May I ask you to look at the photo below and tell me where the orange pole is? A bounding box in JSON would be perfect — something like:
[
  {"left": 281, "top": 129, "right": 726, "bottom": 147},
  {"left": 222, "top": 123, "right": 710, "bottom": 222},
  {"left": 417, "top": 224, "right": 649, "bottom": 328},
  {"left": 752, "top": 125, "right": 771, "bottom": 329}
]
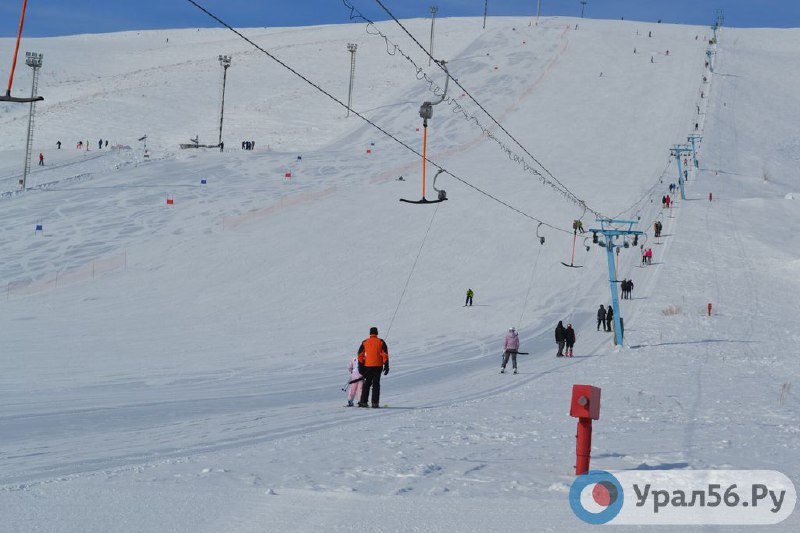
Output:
[
  {"left": 421, "top": 125, "right": 428, "bottom": 198},
  {"left": 5, "top": 0, "right": 29, "bottom": 96}
]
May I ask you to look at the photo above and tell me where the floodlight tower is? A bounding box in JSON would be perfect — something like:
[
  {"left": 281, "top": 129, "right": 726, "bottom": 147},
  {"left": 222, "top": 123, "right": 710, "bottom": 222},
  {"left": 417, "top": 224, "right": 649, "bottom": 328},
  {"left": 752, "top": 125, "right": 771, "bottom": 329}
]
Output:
[
  {"left": 428, "top": 6, "right": 438, "bottom": 66},
  {"left": 346, "top": 43, "right": 358, "bottom": 118},
  {"left": 483, "top": 0, "right": 488, "bottom": 29},
  {"left": 20, "top": 51, "right": 43, "bottom": 190},
  {"left": 580, "top": 0, "right": 588, "bottom": 18},
  {"left": 217, "top": 54, "right": 231, "bottom": 148}
]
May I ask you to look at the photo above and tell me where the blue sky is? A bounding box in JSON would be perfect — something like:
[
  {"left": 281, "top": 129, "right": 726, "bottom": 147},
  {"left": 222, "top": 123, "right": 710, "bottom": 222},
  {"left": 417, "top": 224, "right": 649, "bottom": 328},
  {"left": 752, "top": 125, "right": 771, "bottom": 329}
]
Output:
[{"left": 2, "top": 0, "right": 799, "bottom": 38}]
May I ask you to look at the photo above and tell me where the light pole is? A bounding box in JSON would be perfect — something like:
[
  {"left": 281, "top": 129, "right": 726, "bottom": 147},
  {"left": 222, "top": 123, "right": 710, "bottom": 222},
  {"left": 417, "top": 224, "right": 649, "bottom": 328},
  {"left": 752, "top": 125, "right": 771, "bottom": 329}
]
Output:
[
  {"left": 217, "top": 55, "right": 231, "bottom": 149},
  {"left": 428, "top": 6, "right": 438, "bottom": 66},
  {"left": 580, "top": 0, "right": 587, "bottom": 18},
  {"left": 346, "top": 43, "right": 358, "bottom": 117},
  {"left": 20, "top": 51, "right": 42, "bottom": 190}
]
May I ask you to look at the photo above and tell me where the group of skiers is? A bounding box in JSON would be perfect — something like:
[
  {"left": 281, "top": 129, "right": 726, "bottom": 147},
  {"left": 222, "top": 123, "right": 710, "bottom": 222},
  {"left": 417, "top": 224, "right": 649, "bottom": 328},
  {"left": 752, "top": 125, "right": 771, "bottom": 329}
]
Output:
[
  {"left": 597, "top": 304, "right": 614, "bottom": 332},
  {"left": 661, "top": 195, "right": 672, "bottom": 208},
  {"left": 554, "top": 321, "right": 576, "bottom": 358},
  {"left": 241, "top": 140, "right": 256, "bottom": 151},
  {"left": 73, "top": 139, "right": 109, "bottom": 150},
  {"left": 653, "top": 220, "right": 664, "bottom": 238},
  {"left": 620, "top": 279, "right": 635, "bottom": 299},
  {"left": 641, "top": 247, "right": 654, "bottom": 265}
]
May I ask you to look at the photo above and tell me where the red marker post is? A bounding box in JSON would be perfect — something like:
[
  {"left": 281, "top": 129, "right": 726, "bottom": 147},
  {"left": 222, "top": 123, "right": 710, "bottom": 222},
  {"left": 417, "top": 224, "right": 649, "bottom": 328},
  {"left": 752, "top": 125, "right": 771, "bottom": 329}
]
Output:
[
  {"left": 570, "top": 385, "right": 602, "bottom": 475},
  {"left": 708, "top": 303, "right": 712, "bottom": 316}
]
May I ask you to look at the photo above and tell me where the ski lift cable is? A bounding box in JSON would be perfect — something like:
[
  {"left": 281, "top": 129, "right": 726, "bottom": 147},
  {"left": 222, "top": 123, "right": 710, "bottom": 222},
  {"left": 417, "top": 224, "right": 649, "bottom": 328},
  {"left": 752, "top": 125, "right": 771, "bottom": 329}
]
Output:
[
  {"left": 384, "top": 202, "right": 441, "bottom": 342},
  {"left": 367, "top": 0, "right": 603, "bottom": 219},
  {"left": 185, "top": 0, "right": 571, "bottom": 234},
  {"left": 341, "top": 1, "right": 594, "bottom": 218}
]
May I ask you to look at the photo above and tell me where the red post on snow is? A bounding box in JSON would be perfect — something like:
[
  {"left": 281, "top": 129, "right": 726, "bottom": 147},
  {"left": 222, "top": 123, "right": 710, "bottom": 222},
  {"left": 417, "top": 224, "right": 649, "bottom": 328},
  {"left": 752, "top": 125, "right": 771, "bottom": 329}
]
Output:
[
  {"left": 570, "top": 384, "right": 601, "bottom": 476},
  {"left": 708, "top": 303, "right": 712, "bottom": 316}
]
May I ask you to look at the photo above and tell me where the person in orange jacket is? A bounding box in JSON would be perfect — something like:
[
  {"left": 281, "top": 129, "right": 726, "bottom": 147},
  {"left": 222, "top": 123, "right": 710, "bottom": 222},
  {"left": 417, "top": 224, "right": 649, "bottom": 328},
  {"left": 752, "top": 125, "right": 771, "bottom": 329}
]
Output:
[{"left": 357, "top": 326, "right": 389, "bottom": 408}]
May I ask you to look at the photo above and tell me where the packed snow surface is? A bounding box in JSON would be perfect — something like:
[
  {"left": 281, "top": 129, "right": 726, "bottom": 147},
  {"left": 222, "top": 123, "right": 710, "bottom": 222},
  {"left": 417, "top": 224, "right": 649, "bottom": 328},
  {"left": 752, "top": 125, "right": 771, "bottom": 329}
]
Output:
[{"left": 1, "top": 14, "right": 798, "bottom": 532}]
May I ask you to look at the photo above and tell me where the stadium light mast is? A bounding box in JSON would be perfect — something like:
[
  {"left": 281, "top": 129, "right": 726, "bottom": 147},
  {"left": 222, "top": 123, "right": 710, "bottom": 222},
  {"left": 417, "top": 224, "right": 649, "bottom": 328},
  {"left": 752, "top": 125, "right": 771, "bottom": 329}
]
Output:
[
  {"left": 428, "top": 6, "right": 438, "bottom": 66},
  {"left": 580, "top": 0, "right": 588, "bottom": 19},
  {"left": 217, "top": 54, "right": 231, "bottom": 149},
  {"left": 346, "top": 43, "right": 358, "bottom": 117},
  {"left": 20, "top": 51, "right": 43, "bottom": 190}
]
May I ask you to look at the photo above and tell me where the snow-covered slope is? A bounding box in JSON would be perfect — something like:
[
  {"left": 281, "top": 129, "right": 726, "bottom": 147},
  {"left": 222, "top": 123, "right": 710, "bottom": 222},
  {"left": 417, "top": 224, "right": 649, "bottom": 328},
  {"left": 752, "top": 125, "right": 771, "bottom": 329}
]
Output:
[{"left": 1, "top": 15, "right": 798, "bottom": 532}]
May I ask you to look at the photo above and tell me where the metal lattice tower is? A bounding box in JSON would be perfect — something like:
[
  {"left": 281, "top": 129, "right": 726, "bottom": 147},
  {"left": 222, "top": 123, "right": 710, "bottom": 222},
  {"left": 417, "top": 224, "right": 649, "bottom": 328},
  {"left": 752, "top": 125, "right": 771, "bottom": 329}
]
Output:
[
  {"left": 670, "top": 144, "right": 694, "bottom": 201},
  {"left": 20, "top": 51, "right": 43, "bottom": 190},
  {"left": 217, "top": 55, "right": 231, "bottom": 148},
  {"left": 346, "top": 43, "right": 357, "bottom": 118},
  {"left": 428, "top": 6, "right": 438, "bottom": 66}
]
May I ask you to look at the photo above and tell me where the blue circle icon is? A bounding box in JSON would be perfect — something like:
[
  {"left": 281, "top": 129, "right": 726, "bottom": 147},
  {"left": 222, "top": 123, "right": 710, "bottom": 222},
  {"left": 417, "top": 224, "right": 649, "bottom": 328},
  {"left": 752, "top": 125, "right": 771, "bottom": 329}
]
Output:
[{"left": 569, "top": 470, "right": 624, "bottom": 524}]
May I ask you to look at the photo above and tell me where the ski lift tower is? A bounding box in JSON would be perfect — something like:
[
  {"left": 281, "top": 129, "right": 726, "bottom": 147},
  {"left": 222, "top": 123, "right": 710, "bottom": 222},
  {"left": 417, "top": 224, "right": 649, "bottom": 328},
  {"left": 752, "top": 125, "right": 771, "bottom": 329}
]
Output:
[
  {"left": 670, "top": 144, "right": 693, "bottom": 200},
  {"left": 19, "top": 51, "right": 42, "bottom": 190},
  {"left": 706, "top": 47, "right": 717, "bottom": 73},
  {"left": 346, "top": 44, "right": 357, "bottom": 117},
  {"left": 428, "top": 6, "right": 438, "bottom": 66},
  {"left": 483, "top": 0, "right": 488, "bottom": 29},
  {"left": 217, "top": 54, "right": 231, "bottom": 148},
  {"left": 687, "top": 134, "right": 702, "bottom": 169},
  {"left": 588, "top": 219, "right": 644, "bottom": 347},
  {"left": 580, "top": 0, "right": 588, "bottom": 19}
]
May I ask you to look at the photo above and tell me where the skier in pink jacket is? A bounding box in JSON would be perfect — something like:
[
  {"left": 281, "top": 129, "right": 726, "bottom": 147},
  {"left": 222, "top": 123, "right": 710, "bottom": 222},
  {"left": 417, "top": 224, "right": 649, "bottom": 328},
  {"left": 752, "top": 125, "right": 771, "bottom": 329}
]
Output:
[
  {"left": 346, "top": 356, "right": 363, "bottom": 407},
  {"left": 500, "top": 327, "right": 520, "bottom": 374}
]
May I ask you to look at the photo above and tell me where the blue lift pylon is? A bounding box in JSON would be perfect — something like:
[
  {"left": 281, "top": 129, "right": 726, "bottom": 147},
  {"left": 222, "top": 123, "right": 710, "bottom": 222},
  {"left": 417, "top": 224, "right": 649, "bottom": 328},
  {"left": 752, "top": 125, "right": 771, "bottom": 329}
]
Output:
[
  {"left": 588, "top": 219, "right": 644, "bottom": 348},
  {"left": 670, "top": 144, "right": 693, "bottom": 201},
  {"left": 687, "top": 134, "right": 702, "bottom": 169}
]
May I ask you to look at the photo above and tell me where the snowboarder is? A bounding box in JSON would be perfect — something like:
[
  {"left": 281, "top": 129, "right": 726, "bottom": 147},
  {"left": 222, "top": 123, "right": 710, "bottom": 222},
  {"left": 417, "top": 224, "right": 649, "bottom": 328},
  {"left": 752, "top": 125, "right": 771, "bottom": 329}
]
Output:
[
  {"left": 555, "top": 321, "right": 566, "bottom": 357},
  {"left": 345, "top": 355, "right": 363, "bottom": 407},
  {"left": 605, "top": 305, "right": 614, "bottom": 332},
  {"left": 500, "top": 327, "right": 520, "bottom": 373},
  {"left": 565, "top": 324, "right": 576, "bottom": 357},
  {"left": 465, "top": 288, "right": 474, "bottom": 307},
  {"left": 357, "top": 327, "right": 389, "bottom": 408},
  {"left": 38, "top": 153, "right": 44, "bottom": 166},
  {"left": 597, "top": 305, "right": 606, "bottom": 331}
]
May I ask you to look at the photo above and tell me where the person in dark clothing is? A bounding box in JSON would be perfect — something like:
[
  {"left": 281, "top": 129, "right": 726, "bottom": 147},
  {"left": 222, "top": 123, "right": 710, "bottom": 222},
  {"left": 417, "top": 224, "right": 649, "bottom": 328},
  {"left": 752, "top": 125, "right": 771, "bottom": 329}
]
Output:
[
  {"left": 627, "top": 279, "right": 634, "bottom": 299},
  {"left": 620, "top": 280, "right": 628, "bottom": 299},
  {"left": 564, "top": 324, "right": 576, "bottom": 357},
  {"left": 597, "top": 305, "right": 606, "bottom": 331},
  {"left": 555, "top": 320, "right": 566, "bottom": 357},
  {"left": 38, "top": 152, "right": 44, "bottom": 166},
  {"left": 357, "top": 327, "right": 389, "bottom": 408},
  {"left": 105, "top": 140, "right": 108, "bottom": 148},
  {"left": 605, "top": 305, "right": 614, "bottom": 332},
  {"left": 465, "top": 288, "right": 474, "bottom": 306},
  {"left": 219, "top": 141, "right": 225, "bottom": 152},
  {"left": 99, "top": 139, "right": 103, "bottom": 150},
  {"left": 56, "top": 140, "right": 61, "bottom": 149}
]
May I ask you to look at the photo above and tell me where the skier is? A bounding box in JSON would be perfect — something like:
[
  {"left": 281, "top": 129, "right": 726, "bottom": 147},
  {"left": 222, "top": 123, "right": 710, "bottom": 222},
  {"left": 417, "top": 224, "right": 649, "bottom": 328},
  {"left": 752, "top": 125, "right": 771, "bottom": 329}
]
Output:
[
  {"left": 500, "top": 327, "right": 519, "bottom": 373},
  {"left": 345, "top": 355, "right": 363, "bottom": 407},
  {"left": 565, "top": 324, "right": 576, "bottom": 357},
  {"left": 56, "top": 140, "right": 61, "bottom": 149},
  {"left": 98, "top": 139, "right": 103, "bottom": 150},
  {"left": 627, "top": 279, "right": 635, "bottom": 299},
  {"left": 38, "top": 153, "right": 44, "bottom": 166},
  {"left": 357, "top": 327, "right": 389, "bottom": 408},
  {"left": 219, "top": 141, "right": 225, "bottom": 152},
  {"left": 555, "top": 321, "right": 566, "bottom": 357},
  {"left": 597, "top": 305, "right": 606, "bottom": 331},
  {"left": 620, "top": 279, "right": 628, "bottom": 299},
  {"left": 605, "top": 305, "right": 614, "bottom": 332},
  {"left": 105, "top": 140, "right": 108, "bottom": 148},
  {"left": 573, "top": 219, "right": 585, "bottom": 233},
  {"left": 465, "top": 288, "right": 474, "bottom": 307}
]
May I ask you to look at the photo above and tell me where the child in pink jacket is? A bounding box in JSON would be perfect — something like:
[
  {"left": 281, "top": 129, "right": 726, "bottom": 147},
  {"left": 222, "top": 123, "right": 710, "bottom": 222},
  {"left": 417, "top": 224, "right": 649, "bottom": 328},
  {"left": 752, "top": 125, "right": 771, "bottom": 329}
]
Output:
[
  {"left": 501, "top": 327, "right": 520, "bottom": 374},
  {"left": 346, "top": 356, "right": 363, "bottom": 407}
]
